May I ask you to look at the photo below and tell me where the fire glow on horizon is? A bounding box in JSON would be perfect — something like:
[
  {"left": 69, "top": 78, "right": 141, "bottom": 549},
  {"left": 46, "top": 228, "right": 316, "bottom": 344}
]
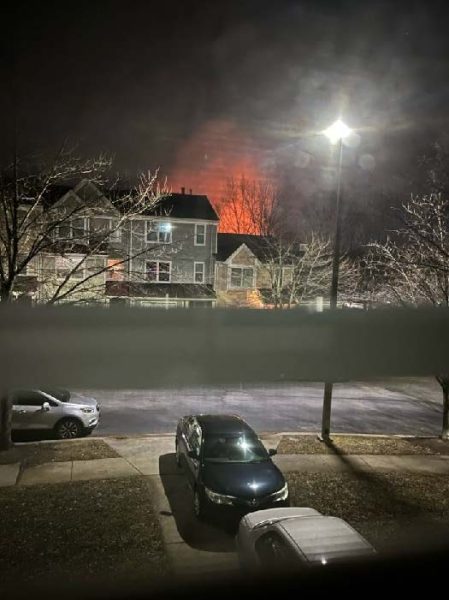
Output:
[{"left": 167, "top": 119, "right": 271, "bottom": 233}]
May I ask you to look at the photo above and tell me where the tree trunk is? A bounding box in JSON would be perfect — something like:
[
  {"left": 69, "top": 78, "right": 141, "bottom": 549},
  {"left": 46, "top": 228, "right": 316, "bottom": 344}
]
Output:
[
  {"left": 0, "top": 282, "right": 13, "bottom": 303},
  {"left": 436, "top": 376, "right": 449, "bottom": 440},
  {"left": 0, "top": 393, "right": 12, "bottom": 451}
]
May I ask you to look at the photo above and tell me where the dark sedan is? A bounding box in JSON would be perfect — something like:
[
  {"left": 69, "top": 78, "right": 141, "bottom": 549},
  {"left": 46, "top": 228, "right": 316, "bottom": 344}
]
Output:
[{"left": 175, "top": 414, "right": 289, "bottom": 519}]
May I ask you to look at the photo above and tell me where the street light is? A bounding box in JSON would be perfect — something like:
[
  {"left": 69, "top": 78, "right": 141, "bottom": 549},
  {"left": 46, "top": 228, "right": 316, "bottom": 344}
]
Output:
[{"left": 320, "top": 119, "right": 352, "bottom": 441}]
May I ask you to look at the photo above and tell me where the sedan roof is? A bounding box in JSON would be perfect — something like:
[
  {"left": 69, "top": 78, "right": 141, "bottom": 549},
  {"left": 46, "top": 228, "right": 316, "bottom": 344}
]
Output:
[
  {"left": 278, "top": 516, "right": 375, "bottom": 564},
  {"left": 195, "top": 414, "right": 254, "bottom": 435}
]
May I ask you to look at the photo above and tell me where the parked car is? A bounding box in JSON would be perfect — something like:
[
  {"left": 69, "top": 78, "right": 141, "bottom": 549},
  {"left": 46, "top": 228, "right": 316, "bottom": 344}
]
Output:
[
  {"left": 10, "top": 388, "right": 100, "bottom": 439},
  {"left": 175, "top": 414, "right": 288, "bottom": 519},
  {"left": 236, "top": 507, "right": 376, "bottom": 572}
]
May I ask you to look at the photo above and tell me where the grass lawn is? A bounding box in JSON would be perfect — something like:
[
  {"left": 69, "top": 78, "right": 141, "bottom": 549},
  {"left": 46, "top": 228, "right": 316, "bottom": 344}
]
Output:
[
  {"left": 0, "top": 477, "right": 169, "bottom": 589},
  {"left": 287, "top": 470, "right": 449, "bottom": 552},
  {"left": 0, "top": 438, "right": 119, "bottom": 466},
  {"left": 278, "top": 435, "right": 449, "bottom": 455}
]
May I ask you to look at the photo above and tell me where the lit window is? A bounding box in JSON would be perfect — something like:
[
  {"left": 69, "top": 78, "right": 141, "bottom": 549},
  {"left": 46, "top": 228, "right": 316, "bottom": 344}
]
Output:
[
  {"left": 106, "top": 259, "right": 124, "bottom": 281},
  {"left": 195, "top": 224, "right": 206, "bottom": 245},
  {"left": 146, "top": 261, "right": 171, "bottom": 282},
  {"left": 194, "top": 262, "right": 205, "bottom": 283},
  {"left": 146, "top": 221, "right": 172, "bottom": 243}
]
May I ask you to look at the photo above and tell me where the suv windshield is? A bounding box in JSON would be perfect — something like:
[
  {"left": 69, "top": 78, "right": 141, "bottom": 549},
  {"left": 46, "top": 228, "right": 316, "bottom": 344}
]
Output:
[
  {"left": 42, "top": 389, "right": 71, "bottom": 402},
  {"left": 203, "top": 434, "right": 269, "bottom": 463}
]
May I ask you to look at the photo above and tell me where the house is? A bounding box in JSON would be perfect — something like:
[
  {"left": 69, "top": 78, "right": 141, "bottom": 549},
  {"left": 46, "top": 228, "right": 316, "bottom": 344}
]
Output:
[
  {"left": 106, "top": 188, "right": 219, "bottom": 307},
  {"left": 22, "top": 180, "right": 219, "bottom": 307},
  {"left": 214, "top": 233, "right": 297, "bottom": 308}
]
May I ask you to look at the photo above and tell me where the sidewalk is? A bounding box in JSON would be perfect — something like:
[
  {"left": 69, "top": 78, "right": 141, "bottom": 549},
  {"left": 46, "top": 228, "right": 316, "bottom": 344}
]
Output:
[{"left": 2, "top": 435, "right": 449, "bottom": 487}]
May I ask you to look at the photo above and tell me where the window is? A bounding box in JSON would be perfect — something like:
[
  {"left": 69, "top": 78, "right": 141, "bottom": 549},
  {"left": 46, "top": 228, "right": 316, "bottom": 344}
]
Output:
[
  {"left": 86, "top": 256, "right": 106, "bottom": 278},
  {"left": 54, "top": 217, "right": 88, "bottom": 240},
  {"left": 56, "top": 256, "right": 84, "bottom": 279},
  {"left": 41, "top": 255, "right": 97, "bottom": 280},
  {"left": 255, "top": 532, "right": 299, "bottom": 570},
  {"left": 91, "top": 217, "right": 121, "bottom": 242},
  {"left": 146, "top": 260, "right": 171, "bottom": 282},
  {"left": 11, "top": 390, "right": 46, "bottom": 407},
  {"left": 194, "top": 262, "right": 205, "bottom": 283},
  {"left": 146, "top": 221, "right": 172, "bottom": 243},
  {"left": 106, "top": 259, "right": 125, "bottom": 281},
  {"left": 187, "top": 419, "right": 202, "bottom": 457},
  {"left": 72, "top": 217, "right": 88, "bottom": 239},
  {"left": 195, "top": 223, "right": 206, "bottom": 245},
  {"left": 230, "top": 267, "right": 254, "bottom": 289}
]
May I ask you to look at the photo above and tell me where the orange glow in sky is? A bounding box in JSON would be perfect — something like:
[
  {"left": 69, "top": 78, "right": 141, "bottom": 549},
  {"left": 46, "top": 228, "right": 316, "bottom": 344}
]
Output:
[{"left": 167, "top": 120, "right": 270, "bottom": 232}]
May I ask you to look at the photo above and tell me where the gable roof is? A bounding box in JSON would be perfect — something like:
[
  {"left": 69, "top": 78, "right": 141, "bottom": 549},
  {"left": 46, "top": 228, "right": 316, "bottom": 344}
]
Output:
[
  {"left": 141, "top": 192, "right": 219, "bottom": 221},
  {"left": 216, "top": 233, "right": 272, "bottom": 262},
  {"left": 46, "top": 183, "right": 218, "bottom": 222}
]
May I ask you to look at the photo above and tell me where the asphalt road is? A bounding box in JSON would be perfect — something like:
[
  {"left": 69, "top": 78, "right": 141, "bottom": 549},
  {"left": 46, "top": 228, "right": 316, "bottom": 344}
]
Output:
[{"left": 78, "top": 379, "right": 444, "bottom": 437}]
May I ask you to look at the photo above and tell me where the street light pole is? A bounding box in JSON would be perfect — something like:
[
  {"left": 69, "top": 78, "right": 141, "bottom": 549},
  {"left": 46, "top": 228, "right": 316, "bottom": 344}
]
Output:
[{"left": 319, "top": 120, "right": 351, "bottom": 441}]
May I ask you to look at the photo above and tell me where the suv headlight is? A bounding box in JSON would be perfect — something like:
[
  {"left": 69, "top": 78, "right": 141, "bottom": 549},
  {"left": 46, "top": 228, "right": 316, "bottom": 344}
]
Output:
[
  {"left": 81, "top": 407, "right": 94, "bottom": 414},
  {"left": 272, "top": 483, "right": 289, "bottom": 502},
  {"left": 204, "top": 487, "right": 235, "bottom": 505}
]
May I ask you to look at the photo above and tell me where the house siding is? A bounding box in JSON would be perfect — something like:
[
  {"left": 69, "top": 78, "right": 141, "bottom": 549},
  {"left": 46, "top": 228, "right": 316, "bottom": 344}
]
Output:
[{"left": 128, "top": 220, "right": 216, "bottom": 285}]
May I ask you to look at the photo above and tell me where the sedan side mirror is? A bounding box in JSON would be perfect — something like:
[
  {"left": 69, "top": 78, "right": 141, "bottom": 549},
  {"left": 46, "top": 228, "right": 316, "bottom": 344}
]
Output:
[
  {"left": 268, "top": 448, "right": 277, "bottom": 456},
  {"left": 42, "top": 402, "right": 50, "bottom": 411}
]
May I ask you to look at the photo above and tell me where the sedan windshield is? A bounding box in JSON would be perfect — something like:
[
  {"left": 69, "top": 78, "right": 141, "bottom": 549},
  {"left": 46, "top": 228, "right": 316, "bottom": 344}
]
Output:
[{"left": 203, "top": 434, "right": 269, "bottom": 463}]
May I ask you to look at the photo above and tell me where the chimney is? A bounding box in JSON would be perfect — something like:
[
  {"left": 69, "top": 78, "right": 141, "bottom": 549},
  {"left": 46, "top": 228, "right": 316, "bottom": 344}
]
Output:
[
  {"left": 181, "top": 187, "right": 185, "bottom": 194},
  {"left": 189, "top": 188, "right": 192, "bottom": 194}
]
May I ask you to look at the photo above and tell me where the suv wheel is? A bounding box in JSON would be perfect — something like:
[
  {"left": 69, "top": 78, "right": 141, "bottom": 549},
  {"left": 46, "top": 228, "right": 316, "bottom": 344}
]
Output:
[
  {"left": 193, "top": 487, "right": 205, "bottom": 520},
  {"left": 55, "top": 418, "right": 82, "bottom": 439}
]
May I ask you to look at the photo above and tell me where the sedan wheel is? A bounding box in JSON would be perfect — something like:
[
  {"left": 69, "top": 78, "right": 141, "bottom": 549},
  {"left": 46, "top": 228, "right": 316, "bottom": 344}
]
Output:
[{"left": 56, "top": 419, "right": 81, "bottom": 439}]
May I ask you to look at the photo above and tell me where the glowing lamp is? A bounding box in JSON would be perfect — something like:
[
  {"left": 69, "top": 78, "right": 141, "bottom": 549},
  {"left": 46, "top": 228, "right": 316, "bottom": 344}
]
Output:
[{"left": 322, "top": 119, "right": 352, "bottom": 144}]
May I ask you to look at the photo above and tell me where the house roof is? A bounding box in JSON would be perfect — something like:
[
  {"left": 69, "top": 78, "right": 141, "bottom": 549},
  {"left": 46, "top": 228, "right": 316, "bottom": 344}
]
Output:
[
  {"left": 105, "top": 281, "right": 216, "bottom": 300},
  {"left": 45, "top": 183, "right": 219, "bottom": 222},
  {"left": 216, "top": 234, "right": 272, "bottom": 262},
  {"left": 145, "top": 192, "right": 219, "bottom": 221}
]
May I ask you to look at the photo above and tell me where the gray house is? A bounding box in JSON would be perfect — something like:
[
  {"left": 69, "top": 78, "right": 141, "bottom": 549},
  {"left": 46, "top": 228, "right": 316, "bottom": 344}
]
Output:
[
  {"left": 20, "top": 181, "right": 219, "bottom": 307},
  {"left": 106, "top": 190, "right": 219, "bottom": 307}
]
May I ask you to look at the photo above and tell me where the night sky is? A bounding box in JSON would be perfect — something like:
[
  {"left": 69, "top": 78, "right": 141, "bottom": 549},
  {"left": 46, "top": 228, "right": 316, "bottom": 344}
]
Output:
[{"left": 2, "top": 0, "right": 449, "bottom": 206}]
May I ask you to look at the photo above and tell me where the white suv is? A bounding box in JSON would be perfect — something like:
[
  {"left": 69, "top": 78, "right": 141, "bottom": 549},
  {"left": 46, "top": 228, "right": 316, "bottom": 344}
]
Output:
[{"left": 11, "top": 389, "right": 100, "bottom": 439}]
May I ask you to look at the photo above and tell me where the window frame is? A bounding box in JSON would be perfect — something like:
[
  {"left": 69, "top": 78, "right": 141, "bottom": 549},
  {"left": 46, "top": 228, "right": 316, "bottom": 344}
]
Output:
[
  {"left": 146, "top": 220, "right": 173, "bottom": 244},
  {"left": 146, "top": 260, "right": 172, "bottom": 283},
  {"left": 254, "top": 531, "right": 299, "bottom": 569},
  {"left": 194, "top": 261, "right": 205, "bottom": 284},
  {"left": 194, "top": 223, "right": 206, "bottom": 246},
  {"left": 12, "top": 390, "right": 46, "bottom": 407},
  {"left": 91, "top": 216, "right": 122, "bottom": 242},
  {"left": 229, "top": 266, "right": 255, "bottom": 289},
  {"left": 54, "top": 216, "right": 89, "bottom": 240}
]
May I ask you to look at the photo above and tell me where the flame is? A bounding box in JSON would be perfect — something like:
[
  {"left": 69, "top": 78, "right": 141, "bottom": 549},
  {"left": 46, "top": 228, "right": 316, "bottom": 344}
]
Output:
[{"left": 167, "top": 119, "right": 270, "bottom": 232}]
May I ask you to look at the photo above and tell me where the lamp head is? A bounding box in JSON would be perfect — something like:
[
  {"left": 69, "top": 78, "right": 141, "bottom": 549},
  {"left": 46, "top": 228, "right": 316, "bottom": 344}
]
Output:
[{"left": 323, "top": 119, "right": 352, "bottom": 144}]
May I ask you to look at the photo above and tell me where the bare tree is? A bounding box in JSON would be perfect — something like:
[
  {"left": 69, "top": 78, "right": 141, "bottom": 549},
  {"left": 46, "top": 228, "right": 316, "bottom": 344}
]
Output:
[
  {"left": 217, "top": 176, "right": 282, "bottom": 236},
  {"left": 367, "top": 193, "right": 449, "bottom": 438},
  {"left": 0, "top": 146, "right": 167, "bottom": 305},
  {"left": 262, "top": 233, "right": 360, "bottom": 309}
]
